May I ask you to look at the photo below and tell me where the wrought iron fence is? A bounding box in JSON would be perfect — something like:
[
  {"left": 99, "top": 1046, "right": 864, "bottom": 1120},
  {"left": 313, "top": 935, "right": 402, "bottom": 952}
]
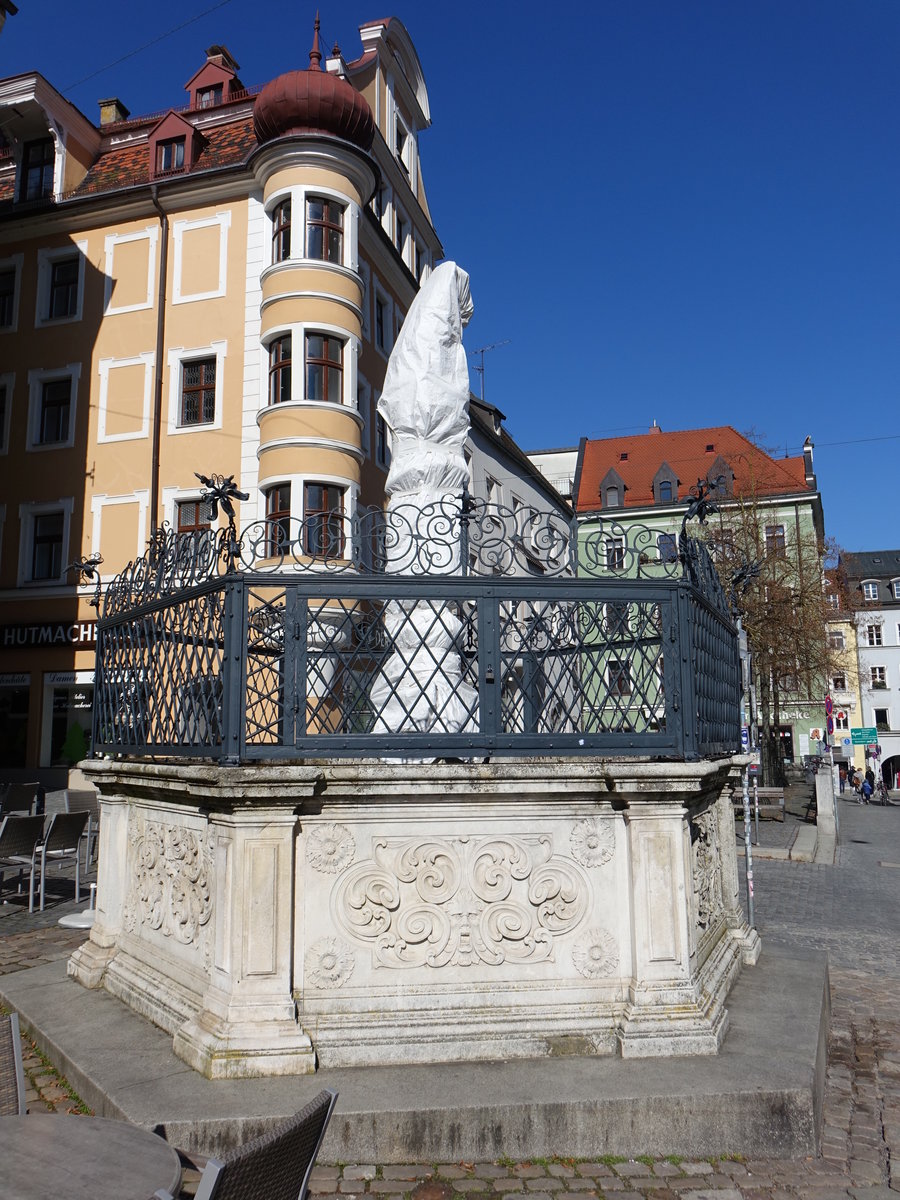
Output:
[{"left": 91, "top": 496, "right": 740, "bottom": 762}]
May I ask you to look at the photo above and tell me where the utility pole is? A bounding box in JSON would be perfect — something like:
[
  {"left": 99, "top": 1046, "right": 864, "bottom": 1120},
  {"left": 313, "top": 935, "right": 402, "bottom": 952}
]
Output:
[{"left": 470, "top": 340, "right": 510, "bottom": 402}]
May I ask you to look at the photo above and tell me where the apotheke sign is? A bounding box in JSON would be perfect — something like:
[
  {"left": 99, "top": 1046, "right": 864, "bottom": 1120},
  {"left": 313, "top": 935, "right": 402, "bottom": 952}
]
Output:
[{"left": 1, "top": 621, "right": 97, "bottom": 649}]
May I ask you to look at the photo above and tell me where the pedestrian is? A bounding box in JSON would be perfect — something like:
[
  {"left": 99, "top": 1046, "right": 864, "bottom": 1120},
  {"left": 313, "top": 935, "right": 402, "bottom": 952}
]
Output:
[
  {"left": 861, "top": 777, "right": 873, "bottom": 804},
  {"left": 839, "top": 765, "right": 847, "bottom": 794}
]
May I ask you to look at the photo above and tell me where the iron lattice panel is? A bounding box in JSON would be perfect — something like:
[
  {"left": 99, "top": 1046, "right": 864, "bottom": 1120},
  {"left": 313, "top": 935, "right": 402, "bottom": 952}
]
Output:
[
  {"left": 244, "top": 586, "right": 287, "bottom": 746},
  {"left": 95, "top": 589, "right": 225, "bottom": 753},
  {"left": 690, "top": 592, "right": 741, "bottom": 755}
]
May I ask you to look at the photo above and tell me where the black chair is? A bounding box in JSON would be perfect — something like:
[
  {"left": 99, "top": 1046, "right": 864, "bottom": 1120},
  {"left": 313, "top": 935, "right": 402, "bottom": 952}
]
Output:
[
  {"left": 33, "top": 811, "right": 90, "bottom": 912},
  {"left": 154, "top": 1089, "right": 337, "bottom": 1200},
  {"left": 0, "top": 1011, "right": 27, "bottom": 1116},
  {"left": 0, "top": 782, "right": 43, "bottom": 817},
  {"left": 64, "top": 788, "right": 101, "bottom": 870},
  {"left": 0, "top": 814, "right": 46, "bottom": 907}
]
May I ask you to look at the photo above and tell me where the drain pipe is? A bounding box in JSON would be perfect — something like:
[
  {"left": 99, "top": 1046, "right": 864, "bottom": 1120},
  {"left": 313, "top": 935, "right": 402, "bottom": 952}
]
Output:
[{"left": 148, "top": 185, "right": 169, "bottom": 534}]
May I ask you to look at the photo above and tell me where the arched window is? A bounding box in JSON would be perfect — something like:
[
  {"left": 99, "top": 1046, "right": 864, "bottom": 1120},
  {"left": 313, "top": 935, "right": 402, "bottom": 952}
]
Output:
[
  {"left": 658, "top": 480, "right": 673, "bottom": 502},
  {"left": 605, "top": 486, "right": 619, "bottom": 508}
]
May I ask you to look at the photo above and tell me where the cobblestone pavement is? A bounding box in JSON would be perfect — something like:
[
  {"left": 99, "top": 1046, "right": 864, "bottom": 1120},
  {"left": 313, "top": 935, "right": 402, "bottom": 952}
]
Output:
[{"left": 4, "top": 787, "right": 900, "bottom": 1199}]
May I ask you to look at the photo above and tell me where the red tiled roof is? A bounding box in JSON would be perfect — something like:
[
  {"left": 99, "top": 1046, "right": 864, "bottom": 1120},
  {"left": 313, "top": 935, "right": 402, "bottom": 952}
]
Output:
[
  {"left": 575, "top": 425, "right": 810, "bottom": 513},
  {"left": 69, "top": 116, "right": 257, "bottom": 197}
]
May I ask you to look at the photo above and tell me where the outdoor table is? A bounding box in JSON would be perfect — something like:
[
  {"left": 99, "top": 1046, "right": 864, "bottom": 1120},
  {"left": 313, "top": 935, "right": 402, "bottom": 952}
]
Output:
[{"left": 0, "top": 1113, "right": 182, "bottom": 1199}]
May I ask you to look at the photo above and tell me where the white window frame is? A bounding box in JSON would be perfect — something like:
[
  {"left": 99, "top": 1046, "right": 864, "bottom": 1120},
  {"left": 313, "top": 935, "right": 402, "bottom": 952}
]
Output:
[
  {"left": 0, "top": 372, "right": 13, "bottom": 455},
  {"left": 26, "top": 364, "right": 81, "bottom": 452},
  {"left": 161, "top": 485, "right": 224, "bottom": 538},
  {"left": 372, "top": 281, "right": 394, "bottom": 359},
  {"left": 892, "top": 580, "right": 900, "bottom": 600},
  {"left": 263, "top": 186, "right": 357, "bottom": 272},
  {"left": 0, "top": 252, "right": 23, "bottom": 333},
  {"left": 831, "top": 672, "right": 847, "bottom": 692},
  {"left": 862, "top": 581, "right": 879, "bottom": 600},
  {"left": 827, "top": 629, "right": 845, "bottom": 650},
  {"left": 871, "top": 665, "right": 887, "bottom": 688},
  {"left": 97, "top": 353, "right": 155, "bottom": 443},
  {"left": 35, "top": 240, "right": 87, "bottom": 328},
  {"left": 866, "top": 623, "right": 883, "bottom": 647},
  {"left": 103, "top": 226, "right": 158, "bottom": 315},
  {"left": 375, "top": 405, "right": 391, "bottom": 470},
  {"left": 166, "top": 341, "right": 227, "bottom": 435},
  {"left": 262, "top": 324, "right": 357, "bottom": 410},
  {"left": 17, "top": 497, "right": 75, "bottom": 586},
  {"left": 89, "top": 492, "right": 150, "bottom": 564},
  {"left": 172, "top": 212, "right": 231, "bottom": 304},
  {"left": 257, "top": 472, "right": 359, "bottom": 553},
  {"left": 835, "top": 711, "right": 850, "bottom": 731},
  {"left": 357, "top": 374, "right": 371, "bottom": 461},
  {"left": 394, "top": 201, "right": 411, "bottom": 267}
]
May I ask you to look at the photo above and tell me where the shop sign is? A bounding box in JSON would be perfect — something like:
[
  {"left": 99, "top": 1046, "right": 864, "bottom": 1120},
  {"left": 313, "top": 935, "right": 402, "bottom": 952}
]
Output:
[
  {"left": 46, "top": 670, "right": 95, "bottom": 685},
  {"left": 0, "top": 672, "right": 31, "bottom": 686},
  {"left": 1, "top": 621, "right": 96, "bottom": 649}
]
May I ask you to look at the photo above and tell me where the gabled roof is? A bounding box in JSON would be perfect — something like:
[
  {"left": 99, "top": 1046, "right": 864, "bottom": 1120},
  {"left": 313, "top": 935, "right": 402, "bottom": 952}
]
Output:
[
  {"left": 841, "top": 551, "right": 900, "bottom": 583},
  {"left": 576, "top": 424, "right": 811, "bottom": 513}
]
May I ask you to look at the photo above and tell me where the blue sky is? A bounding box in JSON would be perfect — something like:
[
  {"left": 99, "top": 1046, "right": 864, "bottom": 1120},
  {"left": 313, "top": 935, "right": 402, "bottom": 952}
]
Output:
[{"left": 4, "top": 1, "right": 898, "bottom": 551}]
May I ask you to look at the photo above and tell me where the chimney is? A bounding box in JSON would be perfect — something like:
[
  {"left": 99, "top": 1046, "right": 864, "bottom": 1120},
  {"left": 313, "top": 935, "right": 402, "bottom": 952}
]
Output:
[
  {"left": 802, "top": 435, "right": 816, "bottom": 487},
  {"left": 98, "top": 98, "right": 130, "bottom": 125},
  {"left": 649, "top": 420, "right": 662, "bottom": 434}
]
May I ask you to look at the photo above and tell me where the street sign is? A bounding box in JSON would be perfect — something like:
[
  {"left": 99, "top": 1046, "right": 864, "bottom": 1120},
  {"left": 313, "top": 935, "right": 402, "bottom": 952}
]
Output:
[
  {"left": 826, "top": 715, "right": 834, "bottom": 735},
  {"left": 740, "top": 726, "right": 750, "bottom": 748},
  {"left": 851, "top": 727, "right": 878, "bottom": 744},
  {"left": 825, "top": 695, "right": 833, "bottom": 716}
]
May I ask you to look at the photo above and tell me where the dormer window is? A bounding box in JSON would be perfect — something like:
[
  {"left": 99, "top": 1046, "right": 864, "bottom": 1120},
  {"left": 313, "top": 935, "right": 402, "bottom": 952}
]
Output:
[
  {"left": 157, "top": 137, "right": 185, "bottom": 174},
  {"left": 862, "top": 581, "right": 879, "bottom": 600},
  {"left": 605, "top": 486, "right": 619, "bottom": 507},
  {"left": 23, "top": 138, "right": 54, "bottom": 201},
  {"left": 658, "top": 480, "right": 673, "bottom": 503},
  {"left": 196, "top": 84, "right": 223, "bottom": 109},
  {"left": 652, "top": 462, "right": 679, "bottom": 505}
]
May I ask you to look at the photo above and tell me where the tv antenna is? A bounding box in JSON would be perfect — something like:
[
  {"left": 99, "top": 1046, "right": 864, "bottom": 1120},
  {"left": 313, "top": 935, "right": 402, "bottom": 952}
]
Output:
[{"left": 471, "top": 339, "right": 510, "bottom": 401}]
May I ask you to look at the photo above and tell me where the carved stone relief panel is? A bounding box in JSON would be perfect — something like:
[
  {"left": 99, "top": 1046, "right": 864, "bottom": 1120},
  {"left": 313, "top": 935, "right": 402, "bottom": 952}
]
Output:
[
  {"left": 691, "top": 807, "right": 724, "bottom": 932},
  {"left": 123, "top": 812, "right": 214, "bottom": 968}
]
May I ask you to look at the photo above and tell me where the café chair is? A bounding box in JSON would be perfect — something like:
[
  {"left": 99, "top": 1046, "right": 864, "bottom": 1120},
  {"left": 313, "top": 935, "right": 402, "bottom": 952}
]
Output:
[
  {"left": 154, "top": 1088, "right": 338, "bottom": 1200},
  {"left": 0, "top": 1010, "right": 27, "bottom": 1116},
  {"left": 64, "top": 788, "right": 101, "bottom": 871},
  {"left": 0, "top": 813, "right": 46, "bottom": 907},
  {"left": 0, "top": 782, "right": 42, "bottom": 817},
  {"left": 31, "top": 811, "right": 90, "bottom": 912}
]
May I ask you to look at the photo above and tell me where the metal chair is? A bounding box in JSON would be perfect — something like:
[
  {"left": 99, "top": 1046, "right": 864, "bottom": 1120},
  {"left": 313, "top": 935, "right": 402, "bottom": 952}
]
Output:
[
  {"left": 32, "top": 811, "right": 89, "bottom": 912},
  {"left": 0, "top": 1011, "right": 27, "bottom": 1116},
  {"left": 64, "top": 788, "right": 101, "bottom": 871},
  {"left": 0, "top": 782, "right": 43, "bottom": 817},
  {"left": 154, "top": 1089, "right": 337, "bottom": 1200},
  {"left": 0, "top": 814, "right": 46, "bottom": 907}
]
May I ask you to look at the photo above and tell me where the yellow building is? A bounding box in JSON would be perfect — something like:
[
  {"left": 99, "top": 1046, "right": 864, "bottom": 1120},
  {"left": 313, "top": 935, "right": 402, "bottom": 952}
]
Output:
[{"left": 0, "top": 18, "right": 441, "bottom": 780}]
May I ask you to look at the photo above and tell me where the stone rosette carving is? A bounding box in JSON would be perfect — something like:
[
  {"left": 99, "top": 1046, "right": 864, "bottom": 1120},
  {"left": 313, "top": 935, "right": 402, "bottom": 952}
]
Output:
[
  {"left": 307, "top": 937, "right": 355, "bottom": 990},
  {"left": 306, "top": 822, "right": 355, "bottom": 874},
  {"left": 123, "top": 814, "right": 213, "bottom": 966},
  {"left": 691, "top": 808, "right": 724, "bottom": 931},
  {"left": 570, "top": 818, "right": 615, "bottom": 868},
  {"left": 334, "top": 834, "right": 591, "bottom": 970},
  {"left": 572, "top": 927, "right": 619, "bottom": 978}
]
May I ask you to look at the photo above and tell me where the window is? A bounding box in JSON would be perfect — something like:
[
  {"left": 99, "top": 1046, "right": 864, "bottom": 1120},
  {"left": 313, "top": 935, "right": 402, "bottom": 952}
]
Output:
[
  {"left": 47, "top": 257, "right": 79, "bottom": 320},
  {"left": 23, "top": 138, "right": 54, "bottom": 201},
  {"left": 272, "top": 200, "right": 291, "bottom": 262},
  {"left": 180, "top": 358, "right": 216, "bottom": 425},
  {"left": 176, "top": 499, "right": 214, "bottom": 538},
  {"left": 375, "top": 295, "right": 388, "bottom": 352},
  {"left": 826, "top": 593, "right": 840, "bottom": 610},
  {"left": 606, "top": 603, "right": 630, "bottom": 638},
  {"left": 606, "top": 537, "right": 625, "bottom": 571},
  {"left": 395, "top": 211, "right": 409, "bottom": 261},
  {"left": 264, "top": 484, "right": 291, "bottom": 556},
  {"left": 268, "top": 336, "right": 292, "bottom": 405},
  {"left": 303, "top": 483, "right": 345, "bottom": 557},
  {"left": 608, "top": 657, "right": 631, "bottom": 696},
  {"left": 395, "top": 115, "right": 410, "bottom": 175},
  {"left": 827, "top": 629, "right": 845, "bottom": 650},
  {"left": 866, "top": 624, "right": 883, "bottom": 647},
  {"left": 0, "top": 377, "right": 9, "bottom": 454},
  {"left": 892, "top": 581, "right": 900, "bottom": 600},
  {"left": 710, "top": 528, "right": 735, "bottom": 565},
  {"left": 157, "top": 138, "right": 185, "bottom": 174},
  {"left": 605, "top": 486, "right": 619, "bottom": 508},
  {"left": 485, "top": 475, "right": 499, "bottom": 505},
  {"left": 765, "top": 525, "right": 786, "bottom": 557},
  {"left": 375, "top": 412, "right": 391, "bottom": 469},
  {"left": 658, "top": 533, "right": 677, "bottom": 564},
  {"left": 657, "top": 480, "right": 673, "bottom": 503},
  {"left": 37, "top": 378, "right": 71, "bottom": 445},
  {"left": 874, "top": 708, "right": 890, "bottom": 731},
  {"left": 832, "top": 672, "right": 847, "bottom": 691},
  {"left": 862, "top": 581, "right": 879, "bottom": 600},
  {"left": 373, "top": 185, "right": 388, "bottom": 222},
  {"left": 415, "top": 241, "right": 425, "bottom": 282},
  {"left": 305, "top": 334, "right": 343, "bottom": 403},
  {"left": 306, "top": 196, "right": 343, "bottom": 264},
  {"left": 871, "top": 666, "right": 887, "bottom": 689},
  {"left": 0, "top": 268, "right": 15, "bottom": 327},
  {"left": 31, "top": 511, "right": 64, "bottom": 580},
  {"left": 196, "top": 84, "right": 222, "bottom": 108}
]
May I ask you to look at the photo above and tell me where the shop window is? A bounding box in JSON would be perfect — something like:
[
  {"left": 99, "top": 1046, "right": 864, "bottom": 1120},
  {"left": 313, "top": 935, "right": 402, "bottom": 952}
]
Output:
[
  {"left": 306, "top": 196, "right": 343, "bottom": 264},
  {"left": 22, "top": 137, "right": 54, "bottom": 201},
  {"left": 47, "top": 256, "right": 79, "bottom": 320},
  {"left": 303, "top": 483, "right": 345, "bottom": 557},
  {"left": 264, "top": 484, "right": 291, "bottom": 556},
  {"left": 157, "top": 137, "right": 186, "bottom": 174},
  {"left": 0, "top": 681, "right": 29, "bottom": 767},
  {"left": 268, "top": 335, "right": 292, "bottom": 405},
  {"left": 305, "top": 334, "right": 343, "bottom": 403},
  {"left": 272, "top": 199, "right": 291, "bottom": 262},
  {"left": 49, "top": 682, "right": 94, "bottom": 766},
  {"left": 180, "top": 357, "right": 216, "bottom": 425}
]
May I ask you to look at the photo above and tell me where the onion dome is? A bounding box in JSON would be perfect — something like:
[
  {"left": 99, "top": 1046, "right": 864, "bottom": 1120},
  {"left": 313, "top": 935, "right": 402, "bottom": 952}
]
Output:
[{"left": 254, "top": 17, "right": 374, "bottom": 151}]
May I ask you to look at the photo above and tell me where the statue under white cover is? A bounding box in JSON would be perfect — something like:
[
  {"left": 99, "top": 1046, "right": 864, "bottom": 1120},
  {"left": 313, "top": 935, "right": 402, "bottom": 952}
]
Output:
[{"left": 370, "top": 262, "right": 478, "bottom": 738}]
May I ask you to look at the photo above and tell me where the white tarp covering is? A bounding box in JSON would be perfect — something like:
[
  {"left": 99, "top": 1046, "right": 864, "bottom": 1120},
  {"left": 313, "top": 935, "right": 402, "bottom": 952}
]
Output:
[{"left": 370, "top": 262, "right": 478, "bottom": 739}]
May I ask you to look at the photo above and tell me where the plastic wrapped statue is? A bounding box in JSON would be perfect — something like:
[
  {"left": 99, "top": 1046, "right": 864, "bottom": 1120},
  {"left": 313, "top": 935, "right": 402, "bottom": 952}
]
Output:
[{"left": 370, "top": 262, "right": 478, "bottom": 741}]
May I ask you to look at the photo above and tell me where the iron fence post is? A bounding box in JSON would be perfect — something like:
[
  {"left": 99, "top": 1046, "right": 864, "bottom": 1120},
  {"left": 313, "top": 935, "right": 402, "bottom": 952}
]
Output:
[
  {"left": 220, "top": 576, "right": 245, "bottom": 765},
  {"left": 479, "top": 587, "right": 500, "bottom": 745},
  {"left": 675, "top": 583, "right": 700, "bottom": 760}
]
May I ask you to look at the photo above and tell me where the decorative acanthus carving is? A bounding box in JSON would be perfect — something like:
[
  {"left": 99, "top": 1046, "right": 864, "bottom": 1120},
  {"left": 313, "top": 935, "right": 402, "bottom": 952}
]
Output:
[
  {"left": 572, "top": 927, "right": 619, "bottom": 978},
  {"left": 570, "top": 818, "right": 615, "bottom": 867},
  {"left": 123, "top": 814, "right": 213, "bottom": 965},
  {"left": 691, "top": 808, "right": 724, "bottom": 931},
  {"left": 334, "top": 835, "right": 591, "bottom": 969},
  {"left": 306, "top": 822, "right": 356, "bottom": 874},
  {"left": 307, "top": 937, "right": 355, "bottom": 989}
]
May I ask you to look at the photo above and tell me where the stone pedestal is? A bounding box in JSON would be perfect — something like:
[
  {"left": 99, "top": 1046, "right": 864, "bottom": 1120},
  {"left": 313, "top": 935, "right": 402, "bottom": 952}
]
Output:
[{"left": 69, "top": 756, "right": 757, "bottom": 1076}]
